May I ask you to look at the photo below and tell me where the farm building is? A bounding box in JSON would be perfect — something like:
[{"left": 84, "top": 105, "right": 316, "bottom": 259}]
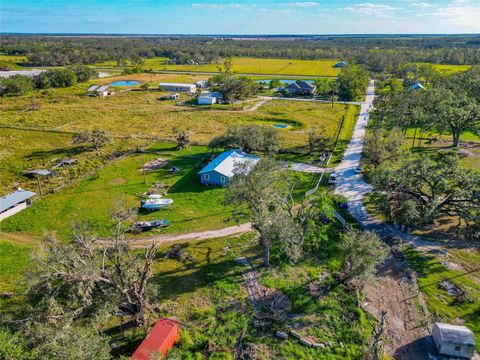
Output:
[
  {"left": 159, "top": 82, "right": 196, "bottom": 93},
  {"left": 407, "top": 82, "right": 425, "bottom": 91},
  {"left": 26, "top": 169, "right": 52, "bottom": 177},
  {"left": 195, "top": 80, "right": 209, "bottom": 88},
  {"left": 87, "top": 85, "right": 114, "bottom": 97},
  {"left": 198, "top": 95, "right": 216, "bottom": 105},
  {"left": 284, "top": 80, "right": 316, "bottom": 95},
  {"left": 131, "top": 318, "right": 179, "bottom": 360},
  {"left": 432, "top": 323, "right": 476, "bottom": 359},
  {"left": 334, "top": 61, "right": 348, "bottom": 68},
  {"left": 198, "top": 149, "right": 259, "bottom": 186},
  {"left": 0, "top": 188, "right": 36, "bottom": 221}
]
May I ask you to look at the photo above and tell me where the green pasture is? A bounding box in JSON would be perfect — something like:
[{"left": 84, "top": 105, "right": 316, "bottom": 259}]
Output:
[
  {"left": 413, "top": 62, "right": 472, "bottom": 74},
  {"left": 405, "top": 247, "right": 480, "bottom": 350}
]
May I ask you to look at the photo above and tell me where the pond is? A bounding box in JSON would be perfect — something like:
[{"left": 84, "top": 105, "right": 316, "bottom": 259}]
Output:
[
  {"left": 273, "top": 124, "right": 289, "bottom": 129},
  {"left": 110, "top": 80, "right": 140, "bottom": 86}
]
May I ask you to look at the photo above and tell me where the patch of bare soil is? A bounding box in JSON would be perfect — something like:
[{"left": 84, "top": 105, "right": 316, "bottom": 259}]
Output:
[
  {"left": 141, "top": 158, "right": 168, "bottom": 171},
  {"left": 363, "top": 256, "right": 434, "bottom": 360},
  {"left": 110, "top": 177, "right": 126, "bottom": 185}
]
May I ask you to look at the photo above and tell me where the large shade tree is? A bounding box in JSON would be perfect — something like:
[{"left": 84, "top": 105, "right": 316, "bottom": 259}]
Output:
[{"left": 372, "top": 150, "right": 480, "bottom": 227}]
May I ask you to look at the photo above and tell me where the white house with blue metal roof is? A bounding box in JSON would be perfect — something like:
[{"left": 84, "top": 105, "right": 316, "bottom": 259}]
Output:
[
  {"left": 0, "top": 188, "right": 36, "bottom": 221},
  {"left": 198, "top": 150, "right": 260, "bottom": 186}
]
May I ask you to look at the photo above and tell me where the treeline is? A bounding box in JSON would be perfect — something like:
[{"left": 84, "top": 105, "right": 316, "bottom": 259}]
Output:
[
  {"left": 364, "top": 66, "right": 480, "bottom": 238},
  {"left": 1, "top": 35, "right": 479, "bottom": 68},
  {"left": 0, "top": 65, "right": 98, "bottom": 96}
]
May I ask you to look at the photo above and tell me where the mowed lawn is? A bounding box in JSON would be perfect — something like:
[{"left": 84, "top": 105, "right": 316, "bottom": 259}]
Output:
[
  {"left": 159, "top": 57, "right": 340, "bottom": 77},
  {"left": 0, "top": 144, "right": 237, "bottom": 239}
]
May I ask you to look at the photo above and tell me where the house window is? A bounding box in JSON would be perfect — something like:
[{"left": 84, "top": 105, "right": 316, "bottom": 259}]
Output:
[
  {"left": 220, "top": 176, "right": 226, "bottom": 183},
  {"left": 204, "top": 174, "right": 209, "bottom": 180},
  {"left": 454, "top": 346, "right": 461, "bottom": 351}
]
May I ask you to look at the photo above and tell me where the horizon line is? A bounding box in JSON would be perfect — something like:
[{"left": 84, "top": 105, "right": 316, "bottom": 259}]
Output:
[{"left": 2, "top": 32, "right": 480, "bottom": 37}]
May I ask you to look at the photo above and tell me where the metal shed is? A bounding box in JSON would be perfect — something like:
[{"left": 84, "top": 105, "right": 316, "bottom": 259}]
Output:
[
  {"left": 0, "top": 188, "right": 36, "bottom": 221},
  {"left": 131, "top": 318, "right": 179, "bottom": 360},
  {"left": 432, "top": 322, "right": 476, "bottom": 359}
]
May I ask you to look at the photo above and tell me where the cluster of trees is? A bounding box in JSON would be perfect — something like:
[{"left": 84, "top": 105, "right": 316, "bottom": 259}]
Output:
[
  {"left": 2, "top": 34, "right": 479, "bottom": 69},
  {"left": 372, "top": 66, "right": 480, "bottom": 147},
  {"left": 208, "top": 124, "right": 281, "bottom": 154},
  {"left": 0, "top": 209, "right": 158, "bottom": 359},
  {"left": 0, "top": 65, "right": 98, "bottom": 96},
  {"left": 365, "top": 67, "right": 480, "bottom": 237},
  {"left": 209, "top": 59, "right": 260, "bottom": 103},
  {"left": 226, "top": 156, "right": 388, "bottom": 291}
]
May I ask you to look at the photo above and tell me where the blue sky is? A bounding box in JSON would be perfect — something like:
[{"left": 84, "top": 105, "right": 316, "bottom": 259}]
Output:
[{"left": 1, "top": 0, "right": 479, "bottom": 34}]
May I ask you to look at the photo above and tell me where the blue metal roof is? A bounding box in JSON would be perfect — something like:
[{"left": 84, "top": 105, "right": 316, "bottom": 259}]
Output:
[
  {"left": 198, "top": 150, "right": 259, "bottom": 177},
  {"left": 0, "top": 188, "right": 36, "bottom": 213}
]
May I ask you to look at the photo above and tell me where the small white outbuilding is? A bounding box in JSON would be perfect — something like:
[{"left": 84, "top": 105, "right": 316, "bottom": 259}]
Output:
[
  {"left": 432, "top": 322, "right": 476, "bottom": 359},
  {"left": 198, "top": 95, "right": 216, "bottom": 105}
]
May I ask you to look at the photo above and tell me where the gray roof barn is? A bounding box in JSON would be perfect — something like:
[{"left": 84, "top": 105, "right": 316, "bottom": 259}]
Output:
[{"left": 0, "top": 188, "right": 36, "bottom": 213}]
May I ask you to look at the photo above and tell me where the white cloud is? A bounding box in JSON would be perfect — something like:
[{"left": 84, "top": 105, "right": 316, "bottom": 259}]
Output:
[
  {"left": 433, "top": 2, "right": 480, "bottom": 30},
  {"left": 344, "top": 3, "right": 397, "bottom": 17},
  {"left": 192, "top": 3, "right": 256, "bottom": 9},
  {"left": 280, "top": 2, "right": 319, "bottom": 7},
  {"left": 411, "top": 2, "right": 432, "bottom": 8}
]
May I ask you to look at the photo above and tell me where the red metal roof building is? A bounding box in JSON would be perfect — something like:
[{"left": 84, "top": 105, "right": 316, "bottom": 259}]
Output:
[{"left": 131, "top": 318, "right": 180, "bottom": 360}]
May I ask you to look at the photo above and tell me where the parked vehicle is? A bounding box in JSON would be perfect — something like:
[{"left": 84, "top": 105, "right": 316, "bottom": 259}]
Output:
[
  {"left": 133, "top": 219, "right": 170, "bottom": 231},
  {"left": 328, "top": 173, "right": 338, "bottom": 185},
  {"left": 141, "top": 198, "right": 173, "bottom": 210},
  {"left": 355, "top": 166, "right": 362, "bottom": 174}
]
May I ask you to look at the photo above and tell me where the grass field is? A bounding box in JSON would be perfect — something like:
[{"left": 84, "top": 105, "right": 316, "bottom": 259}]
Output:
[
  {"left": 0, "top": 78, "right": 356, "bottom": 193},
  {"left": 404, "top": 128, "right": 480, "bottom": 170},
  {"left": 0, "top": 144, "right": 236, "bottom": 239},
  {"left": 0, "top": 54, "right": 27, "bottom": 68},
  {"left": 0, "top": 142, "right": 316, "bottom": 241},
  {"left": 405, "top": 247, "right": 480, "bottom": 350},
  {"left": 413, "top": 62, "right": 472, "bottom": 74},
  {"left": 160, "top": 57, "right": 341, "bottom": 77},
  {"left": 95, "top": 57, "right": 341, "bottom": 77}
]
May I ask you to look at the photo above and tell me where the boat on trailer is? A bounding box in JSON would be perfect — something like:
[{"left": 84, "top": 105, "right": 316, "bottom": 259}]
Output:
[
  {"left": 141, "top": 198, "right": 173, "bottom": 210},
  {"left": 133, "top": 219, "right": 170, "bottom": 231}
]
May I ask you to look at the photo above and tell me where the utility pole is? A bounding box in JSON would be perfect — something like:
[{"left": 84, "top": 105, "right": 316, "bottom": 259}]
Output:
[{"left": 36, "top": 176, "right": 43, "bottom": 198}]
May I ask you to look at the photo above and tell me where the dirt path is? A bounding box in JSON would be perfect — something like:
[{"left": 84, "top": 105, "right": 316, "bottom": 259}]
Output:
[
  {"left": 116, "top": 223, "right": 252, "bottom": 248},
  {"left": 363, "top": 256, "right": 434, "bottom": 359}
]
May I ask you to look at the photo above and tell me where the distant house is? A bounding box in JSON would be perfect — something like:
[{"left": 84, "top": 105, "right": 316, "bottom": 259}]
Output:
[
  {"left": 432, "top": 323, "right": 475, "bottom": 359},
  {"left": 198, "top": 149, "right": 260, "bottom": 186},
  {"left": 284, "top": 80, "right": 316, "bottom": 96},
  {"left": 0, "top": 188, "right": 36, "bottom": 221},
  {"left": 198, "top": 95, "right": 216, "bottom": 105},
  {"left": 131, "top": 318, "right": 179, "bottom": 360},
  {"left": 159, "top": 82, "right": 196, "bottom": 93},
  {"left": 407, "top": 82, "right": 425, "bottom": 91},
  {"left": 334, "top": 61, "right": 348, "bottom": 68},
  {"left": 195, "top": 80, "right": 209, "bottom": 88}
]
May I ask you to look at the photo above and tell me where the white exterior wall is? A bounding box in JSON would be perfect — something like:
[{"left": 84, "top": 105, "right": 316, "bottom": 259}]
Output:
[
  {"left": 198, "top": 96, "right": 216, "bottom": 105},
  {"left": 0, "top": 202, "right": 27, "bottom": 221},
  {"left": 160, "top": 84, "right": 196, "bottom": 93},
  {"left": 432, "top": 325, "right": 475, "bottom": 359}
]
